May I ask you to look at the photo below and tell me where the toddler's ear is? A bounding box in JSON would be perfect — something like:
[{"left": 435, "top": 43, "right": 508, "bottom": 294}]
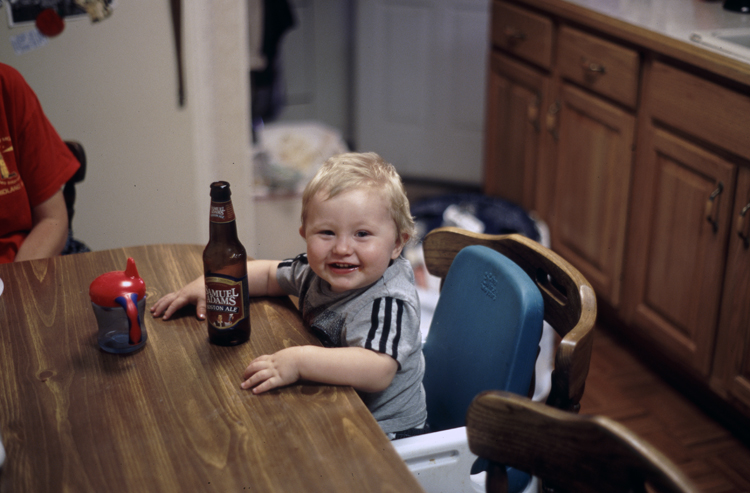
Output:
[
  {"left": 391, "top": 233, "right": 409, "bottom": 259},
  {"left": 299, "top": 226, "right": 306, "bottom": 239}
]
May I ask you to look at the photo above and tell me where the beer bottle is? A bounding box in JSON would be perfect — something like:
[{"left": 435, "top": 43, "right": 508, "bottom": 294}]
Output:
[{"left": 203, "top": 181, "right": 251, "bottom": 346}]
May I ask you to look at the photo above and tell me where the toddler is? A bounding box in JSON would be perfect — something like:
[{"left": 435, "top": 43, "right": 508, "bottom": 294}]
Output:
[{"left": 151, "top": 152, "right": 427, "bottom": 437}]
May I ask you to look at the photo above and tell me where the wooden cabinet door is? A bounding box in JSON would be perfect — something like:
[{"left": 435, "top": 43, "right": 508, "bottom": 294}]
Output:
[
  {"left": 712, "top": 166, "right": 750, "bottom": 413},
  {"left": 550, "top": 84, "right": 634, "bottom": 307},
  {"left": 484, "top": 52, "right": 549, "bottom": 212},
  {"left": 626, "top": 128, "right": 736, "bottom": 377}
]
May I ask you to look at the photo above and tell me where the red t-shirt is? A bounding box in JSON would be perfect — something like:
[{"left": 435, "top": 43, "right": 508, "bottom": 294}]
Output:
[{"left": 0, "top": 63, "right": 80, "bottom": 263}]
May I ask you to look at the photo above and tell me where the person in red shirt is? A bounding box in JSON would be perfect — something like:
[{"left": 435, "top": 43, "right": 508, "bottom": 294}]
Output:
[{"left": 0, "top": 63, "right": 80, "bottom": 263}]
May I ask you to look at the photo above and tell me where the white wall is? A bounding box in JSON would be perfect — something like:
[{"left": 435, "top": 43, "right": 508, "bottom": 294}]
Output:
[{"left": 0, "top": 1, "right": 255, "bottom": 254}]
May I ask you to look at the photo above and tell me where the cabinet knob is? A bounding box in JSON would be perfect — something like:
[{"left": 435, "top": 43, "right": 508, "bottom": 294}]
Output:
[
  {"left": 738, "top": 202, "right": 750, "bottom": 248},
  {"left": 705, "top": 182, "right": 724, "bottom": 233},
  {"left": 528, "top": 96, "right": 541, "bottom": 131},
  {"left": 503, "top": 26, "right": 526, "bottom": 43},
  {"left": 546, "top": 101, "right": 560, "bottom": 141},
  {"left": 581, "top": 58, "right": 606, "bottom": 75}
]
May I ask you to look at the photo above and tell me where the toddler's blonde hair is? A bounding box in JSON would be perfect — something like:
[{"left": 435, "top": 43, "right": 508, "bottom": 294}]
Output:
[{"left": 301, "top": 152, "right": 416, "bottom": 244}]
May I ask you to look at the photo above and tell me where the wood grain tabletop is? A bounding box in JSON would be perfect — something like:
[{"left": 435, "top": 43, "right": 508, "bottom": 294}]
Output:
[{"left": 0, "top": 244, "right": 423, "bottom": 492}]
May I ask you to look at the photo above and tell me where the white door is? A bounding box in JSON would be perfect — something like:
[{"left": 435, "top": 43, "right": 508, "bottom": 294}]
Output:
[{"left": 355, "top": 0, "right": 489, "bottom": 185}]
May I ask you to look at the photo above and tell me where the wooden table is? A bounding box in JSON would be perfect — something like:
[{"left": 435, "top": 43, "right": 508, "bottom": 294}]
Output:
[{"left": 0, "top": 245, "right": 424, "bottom": 492}]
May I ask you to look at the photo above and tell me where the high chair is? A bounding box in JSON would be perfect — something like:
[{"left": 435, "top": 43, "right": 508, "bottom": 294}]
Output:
[{"left": 393, "top": 227, "right": 597, "bottom": 493}]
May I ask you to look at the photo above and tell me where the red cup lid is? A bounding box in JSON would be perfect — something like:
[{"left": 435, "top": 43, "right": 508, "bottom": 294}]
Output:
[{"left": 89, "top": 258, "right": 146, "bottom": 307}]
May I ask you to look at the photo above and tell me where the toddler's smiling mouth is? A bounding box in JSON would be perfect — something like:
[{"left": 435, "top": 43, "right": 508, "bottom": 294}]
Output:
[{"left": 330, "top": 262, "right": 358, "bottom": 270}]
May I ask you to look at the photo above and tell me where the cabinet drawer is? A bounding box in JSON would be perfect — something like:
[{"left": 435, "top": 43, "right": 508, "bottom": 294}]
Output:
[
  {"left": 558, "top": 26, "right": 639, "bottom": 109},
  {"left": 650, "top": 61, "right": 750, "bottom": 160},
  {"left": 492, "top": 1, "right": 553, "bottom": 70}
]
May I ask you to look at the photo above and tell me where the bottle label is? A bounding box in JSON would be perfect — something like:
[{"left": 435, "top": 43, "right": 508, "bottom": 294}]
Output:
[
  {"left": 205, "top": 273, "right": 248, "bottom": 330},
  {"left": 209, "top": 201, "right": 236, "bottom": 224}
]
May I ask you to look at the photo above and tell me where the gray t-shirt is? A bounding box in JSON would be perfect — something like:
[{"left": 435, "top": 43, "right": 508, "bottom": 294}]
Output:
[{"left": 276, "top": 254, "right": 427, "bottom": 433}]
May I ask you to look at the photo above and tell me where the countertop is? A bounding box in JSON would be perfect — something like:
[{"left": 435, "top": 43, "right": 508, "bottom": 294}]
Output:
[
  {"left": 562, "top": 0, "right": 750, "bottom": 63},
  {"left": 517, "top": 0, "right": 750, "bottom": 85}
]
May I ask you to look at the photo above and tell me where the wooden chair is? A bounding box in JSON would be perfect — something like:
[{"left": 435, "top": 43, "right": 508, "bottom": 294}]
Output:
[
  {"left": 62, "top": 141, "right": 90, "bottom": 254},
  {"left": 63, "top": 140, "right": 87, "bottom": 230},
  {"left": 393, "top": 227, "right": 597, "bottom": 492},
  {"left": 421, "top": 226, "right": 597, "bottom": 412},
  {"left": 467, "top": 390, "right": 700, "bottom": 493}
]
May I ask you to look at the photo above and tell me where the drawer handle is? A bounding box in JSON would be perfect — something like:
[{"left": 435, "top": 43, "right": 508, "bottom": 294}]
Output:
[
  {"left": 546, "top": 101, "right": 560, "bottom": 141},
  {"left": 705, "top": 182, "right": 724, "bottom": 233},
  {"left": 738, "top": 201, "right": 750, "bottom": 248},
  {"left": 581, "top": 58, "right": 606, "bottom": 75},
  {"left": 527, "top": 95, "right": 541, "bottom": 131},
  {"left": 503, "top": 26, "right": 526, "bottom": 43}
]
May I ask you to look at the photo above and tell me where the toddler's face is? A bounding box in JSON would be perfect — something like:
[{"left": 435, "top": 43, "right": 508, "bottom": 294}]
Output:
[{"left": 300, "top": 187, "right": 405, "bottom": 293}]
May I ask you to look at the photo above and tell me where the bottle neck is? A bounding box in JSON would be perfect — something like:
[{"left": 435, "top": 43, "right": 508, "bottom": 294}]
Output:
[
  {"left": 209, "top": 218, "right": 238, "bottom": 238},
  {"left": 209, "top": 200, "right": 239, "bottom": 239}
]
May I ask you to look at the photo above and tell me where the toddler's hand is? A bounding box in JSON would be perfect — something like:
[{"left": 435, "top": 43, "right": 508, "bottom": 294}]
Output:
[
  {"left": 150, "top": 275, "right": 206, "bottom": 320},
  {"left": 241, "top": 347, "right": 302, "bottom": 394}
]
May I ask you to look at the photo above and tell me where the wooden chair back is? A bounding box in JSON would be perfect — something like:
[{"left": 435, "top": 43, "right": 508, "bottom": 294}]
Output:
[
  {"left": 421, "top": 227, "right": 597, "bottom": 411},
  {"left": 63, "top": 141, "right": 87, "bottom": 229},
  {"left": 466, "top": 391, "right": 700, "bottom": 493}
]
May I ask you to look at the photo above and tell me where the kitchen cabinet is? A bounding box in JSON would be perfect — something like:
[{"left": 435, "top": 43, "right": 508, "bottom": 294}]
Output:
[
  {"left": 623, "top": 61, "right": 749, "bottom": 378},
  {"left": 550, "top": 83, "right": 635, "bottom": 308},
  {"left": 484, "top": 52, "right": 549, "bottom": 212},
  {"left": 484, "top": 1, "right": 553, "bottom": 214},
  {"left": 550, "top": 26, "right": 639, "bottom": 308},
  {"left": 625, "top": 118, "right": 736, "bottom": 377},
  {"left": 710, "top": 167, "right": 750, "bottom": 414},
  {"left": 485, "top": 5, "right": 637, "bottom": 307},
  {"left": 485, "top": 0, "right": 750, "bottom": 422},
  {"left": 490, "top": 0, "right": 553, "bottom": 70}
]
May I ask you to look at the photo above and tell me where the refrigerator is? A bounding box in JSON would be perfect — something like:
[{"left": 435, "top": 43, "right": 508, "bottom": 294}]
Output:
[{"left": 0, "top": 0, "right": 255, "bottom": 253}]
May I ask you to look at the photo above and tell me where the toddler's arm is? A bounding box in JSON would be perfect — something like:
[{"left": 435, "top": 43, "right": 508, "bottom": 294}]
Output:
[
  {"left": 242, "top": 346, "right": 398, "bottom": 394},
  {"left": 150, "top": 259, "right": 284, "bottom": 320}
]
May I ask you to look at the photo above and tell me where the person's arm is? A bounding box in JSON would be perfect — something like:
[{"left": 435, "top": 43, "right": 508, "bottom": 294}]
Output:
[
  {"left": 14, "top": 188, "right": 69, "bottom": 262},
  {"left": 241, "top": 345, "right": 398, "bottom": 393},
  {"left": 150, "top": 259, "right": 284, "bottom": 320}
]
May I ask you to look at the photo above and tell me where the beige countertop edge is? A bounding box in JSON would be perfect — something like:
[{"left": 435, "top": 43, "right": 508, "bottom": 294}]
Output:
[{"left": 507, "top": 0, "right": 750, "bottom": 88}]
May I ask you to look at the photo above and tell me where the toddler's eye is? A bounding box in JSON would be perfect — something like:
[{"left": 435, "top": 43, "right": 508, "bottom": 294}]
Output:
[
  {"left": 356, "top": 231, "right": 370, "bottom": 238},
  {"left": 319, "top": 230, "right": 335, "bottom": 236}
]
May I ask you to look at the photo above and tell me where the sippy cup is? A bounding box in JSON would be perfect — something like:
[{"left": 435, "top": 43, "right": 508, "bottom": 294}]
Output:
[{"left": 89, "top": 257, "right": 147, "bottom": 354}]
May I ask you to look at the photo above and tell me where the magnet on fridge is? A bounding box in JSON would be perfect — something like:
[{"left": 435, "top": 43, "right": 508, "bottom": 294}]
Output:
[{"left": 35, "top": 8, "right": 65, "bottom": 38}]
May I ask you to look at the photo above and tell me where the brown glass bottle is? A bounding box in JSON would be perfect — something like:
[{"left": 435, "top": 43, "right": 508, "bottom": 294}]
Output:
[{"left": 203, "top": 181, "right": 251, "bottom": 346}]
